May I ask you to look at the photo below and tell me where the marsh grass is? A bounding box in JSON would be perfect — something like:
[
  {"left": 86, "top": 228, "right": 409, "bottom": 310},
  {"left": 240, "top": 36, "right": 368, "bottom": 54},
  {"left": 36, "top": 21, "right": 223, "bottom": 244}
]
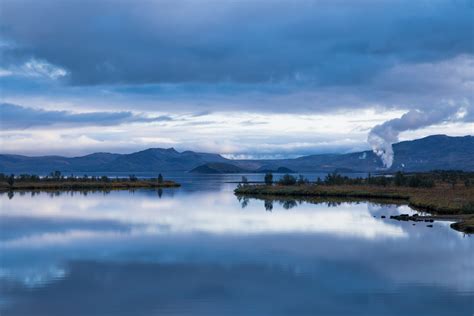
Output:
[
  {"left": 235, "top": 182, "right": 474, "bottom": 214},
  {"left": 235, "top": 180, "right": 474, "bottom": 234},
  {"left": 0, "top": 179, "right": 180, "bottom": 191}
]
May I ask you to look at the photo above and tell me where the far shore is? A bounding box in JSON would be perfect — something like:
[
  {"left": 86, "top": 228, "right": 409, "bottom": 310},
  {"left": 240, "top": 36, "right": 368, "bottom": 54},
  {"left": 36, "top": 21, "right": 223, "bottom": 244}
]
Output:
[{"left": 0, "top": 179, "right": 180, "bottom": 192}]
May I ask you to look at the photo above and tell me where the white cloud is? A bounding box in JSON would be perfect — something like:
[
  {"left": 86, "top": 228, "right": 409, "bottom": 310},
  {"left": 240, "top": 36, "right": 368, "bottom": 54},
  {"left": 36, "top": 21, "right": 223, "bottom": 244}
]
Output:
[
  {"left": 1, "top": 58, "right": 68, "bottom": 80},
  {"left": 0, "top": 68, "right": 13, "bottom": 77},
  {"left": 21, "top": 59, "right": 68, "bottom": 79}
]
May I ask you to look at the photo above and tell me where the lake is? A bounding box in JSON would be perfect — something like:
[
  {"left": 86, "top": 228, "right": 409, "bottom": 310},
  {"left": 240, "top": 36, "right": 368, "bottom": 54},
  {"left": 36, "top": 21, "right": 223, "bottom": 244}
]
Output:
[{"left": 1, "top": 173, "right": 473, "bottom": 315}]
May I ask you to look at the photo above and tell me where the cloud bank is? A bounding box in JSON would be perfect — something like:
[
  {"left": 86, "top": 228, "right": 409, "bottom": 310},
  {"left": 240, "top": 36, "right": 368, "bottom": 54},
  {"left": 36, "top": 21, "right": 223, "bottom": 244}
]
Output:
[
  {"left": 1, "top": 0, "right": 472, "bottom": 86},
  {"left": 0, "top": 0, "right": 473, "bottom": 157},
  {"left": 0, "top": 103, "right": 172, "bottom": 129}
]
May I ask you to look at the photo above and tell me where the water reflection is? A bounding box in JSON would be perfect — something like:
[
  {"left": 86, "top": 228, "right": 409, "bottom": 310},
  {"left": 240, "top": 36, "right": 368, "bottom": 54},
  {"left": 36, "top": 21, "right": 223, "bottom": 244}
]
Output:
[
  {"left": 3, "top": 187, "right": 177, "bottom": 200},
  {"left": 3, "top": 260, "right": 473, "bottom": 316},
  {"left": 0, "top": 178, "right": 473, "bottom": 316},
  {"left": 1, "top": 190, "right": 411, "bottom": 239},
  {"left": 264, "top": 199, "right": 273, "bottom": 211},
  {"left": 239, "top": 196, "right": 300, "bottom": 211}
]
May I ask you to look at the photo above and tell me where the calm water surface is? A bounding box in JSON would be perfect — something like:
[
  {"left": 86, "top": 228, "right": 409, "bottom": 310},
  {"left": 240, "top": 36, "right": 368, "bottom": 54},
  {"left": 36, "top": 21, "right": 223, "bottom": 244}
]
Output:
[{"left": 0, "top": 174, "right": 473, "bottom": 315}]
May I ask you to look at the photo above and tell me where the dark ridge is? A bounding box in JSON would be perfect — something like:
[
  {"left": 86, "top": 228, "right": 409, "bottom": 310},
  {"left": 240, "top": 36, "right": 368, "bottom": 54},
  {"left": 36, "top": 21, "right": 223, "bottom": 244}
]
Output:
[{"left": 1, "top": 135, "right": 472, "bottom": 173}]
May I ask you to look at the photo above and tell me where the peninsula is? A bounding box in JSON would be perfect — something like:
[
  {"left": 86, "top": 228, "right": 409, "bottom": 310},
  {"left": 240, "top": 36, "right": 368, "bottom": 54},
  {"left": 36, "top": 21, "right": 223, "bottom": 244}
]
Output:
[
  {"left": 0, "top": 172, "right": 180, "bottom": 191},
  {"left": 234, "top": 171, "right": 474, "bottom": 234}
]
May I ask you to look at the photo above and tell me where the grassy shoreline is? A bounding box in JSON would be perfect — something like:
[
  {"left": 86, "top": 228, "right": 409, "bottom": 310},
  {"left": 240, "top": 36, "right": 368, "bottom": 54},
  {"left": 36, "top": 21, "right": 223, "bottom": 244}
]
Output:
[
  {"left": 234, "top": 183, "right": 474, "bottom": 233},
  {"left": 0, "top": 180, "right": 180, "bottom": 191}
]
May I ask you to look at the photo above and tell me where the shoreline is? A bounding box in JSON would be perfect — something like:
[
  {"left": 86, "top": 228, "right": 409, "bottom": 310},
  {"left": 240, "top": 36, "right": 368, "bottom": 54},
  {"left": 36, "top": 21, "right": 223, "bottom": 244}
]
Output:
[
  {"left": 234, "top": 184, "right": 474, "bottom": 234},
  {"left": 0, "top": 180, "right": 180, "bottom": 192}
]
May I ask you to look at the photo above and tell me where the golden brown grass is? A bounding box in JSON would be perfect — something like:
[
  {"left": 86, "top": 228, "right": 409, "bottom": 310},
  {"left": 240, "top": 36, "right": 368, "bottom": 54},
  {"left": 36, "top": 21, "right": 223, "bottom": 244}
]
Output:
[
  {"left": 0, "top": 180, "right": 180, "bottom": 191},
  {"left": 235, "top": 182, "right": 474, "bottom": 214},
  {"left": 235, "top": 182, "right": 474, "bottom": 233}
]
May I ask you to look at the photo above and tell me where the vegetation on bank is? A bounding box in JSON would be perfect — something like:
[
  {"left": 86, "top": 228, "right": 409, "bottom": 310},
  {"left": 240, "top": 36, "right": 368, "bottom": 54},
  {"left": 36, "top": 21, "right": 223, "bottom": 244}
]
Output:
[
  {"left": 450, "top": 217, "right": 474, "bottom": 234},
  {"left": 236, "top": 171, "right": 474, "bottom": 233},
  {"left": 0, "top": 171, "right": 180, "bottom": 191},
  {"left": 260, "top": 170, "right": 474, "bottom": 188}
]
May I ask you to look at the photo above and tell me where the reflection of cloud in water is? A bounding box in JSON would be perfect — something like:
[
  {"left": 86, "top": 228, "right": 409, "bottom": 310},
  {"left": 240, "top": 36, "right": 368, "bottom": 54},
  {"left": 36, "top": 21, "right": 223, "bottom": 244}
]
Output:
[
  {"left": 1, "top": 191, "right": 407, "bottom": 240},
  {"left": 0, "top": 209, "right": 405, "bottom": 248},
  {"left": 2, "top": 230, "right": 125, "bottom": 248},
  {"left": 3, "top": 260, "right": 473, "bottom": 316},
  {"left": 0, "top": 265, "right": 66, "bottom": 289},
  {"left": 0, "top": 190, "right": 473, "bottom": 296}
]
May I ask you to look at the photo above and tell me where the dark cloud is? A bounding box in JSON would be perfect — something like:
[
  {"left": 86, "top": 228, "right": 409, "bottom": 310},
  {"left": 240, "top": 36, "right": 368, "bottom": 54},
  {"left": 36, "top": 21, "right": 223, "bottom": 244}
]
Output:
[
  {"left": 0, "top": 1, "right": 472, "bottom": 157},
  {"left": 0, "top": 103, "right": 172, "bottom": 129},
  {"left": 1, "top": 0, "right": 472, "bottom": 86}
]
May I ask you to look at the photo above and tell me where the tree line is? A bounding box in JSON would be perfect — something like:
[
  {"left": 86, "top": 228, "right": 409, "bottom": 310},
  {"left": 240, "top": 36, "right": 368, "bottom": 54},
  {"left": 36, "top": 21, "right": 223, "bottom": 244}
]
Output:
[
  {"left": 0, "top": 171, "right": 166, "bottom": 186},
  {"left": 240, "top": 170, "right": 474, "bottom": 188}
]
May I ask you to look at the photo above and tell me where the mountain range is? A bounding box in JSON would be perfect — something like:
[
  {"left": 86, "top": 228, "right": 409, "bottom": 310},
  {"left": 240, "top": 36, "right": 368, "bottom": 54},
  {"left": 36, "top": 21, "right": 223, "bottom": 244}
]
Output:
[{"left": 1, "top": 135, "right": 473, "bottom": 174}]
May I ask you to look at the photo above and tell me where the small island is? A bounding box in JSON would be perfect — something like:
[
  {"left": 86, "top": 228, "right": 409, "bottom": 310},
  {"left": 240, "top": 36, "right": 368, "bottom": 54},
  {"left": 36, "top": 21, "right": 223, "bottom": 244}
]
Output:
[
  {"left": 0, "top": 172, "right": 180, "bottom": 191},
  {"left": 189, "top": 162, "right": 296, "bottom": 174},
  {"left": 235, "top": 171, "right": 474, "bottom": 234},
  {"left": 190, "top": 162, "right": 249, "bottom": 174}
]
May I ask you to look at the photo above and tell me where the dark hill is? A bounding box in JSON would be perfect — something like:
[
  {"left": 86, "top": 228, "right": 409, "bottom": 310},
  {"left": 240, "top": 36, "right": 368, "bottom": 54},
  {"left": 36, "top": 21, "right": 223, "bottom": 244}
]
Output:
[
  {"left": 251, "top": 135, "right": 474, "bottom": 172},
  {"left": 390, "top": 135, "right": 474, "bottom": 171},
  {"left": 1, "top": 135, "right": 472, "bottom": 173},
  {"left": 100, "top": 148, "right": 227, "bottom": 172}
]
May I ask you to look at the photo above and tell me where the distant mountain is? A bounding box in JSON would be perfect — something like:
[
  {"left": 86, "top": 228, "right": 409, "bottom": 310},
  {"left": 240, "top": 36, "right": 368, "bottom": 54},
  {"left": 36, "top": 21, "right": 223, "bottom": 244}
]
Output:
[
  {"left": 248, "top": 152, "right": 381, "bottom": 173},
  {"left": 0, "top": 153, "right": 120, "bottom": 174},
  {"left": 250, "top": 135, "right": 474, "bottom": 172},
  {"left": 1, "top": 135, "right": 473, "bottom": 174},
  {"left": 0, "top": 148, "right": 227, "bottom": 173},
  {"left": 100, "top": 148, "right": 227, "bottom": 172},
  {"left": 390, "top": 135, "right": 474, "bottom": 171}
]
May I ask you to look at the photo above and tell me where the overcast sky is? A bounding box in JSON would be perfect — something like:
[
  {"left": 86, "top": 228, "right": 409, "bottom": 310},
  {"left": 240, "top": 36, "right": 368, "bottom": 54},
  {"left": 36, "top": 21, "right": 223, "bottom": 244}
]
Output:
[{"left": 0, "top": 0, "right": 473, "bottom": 157}]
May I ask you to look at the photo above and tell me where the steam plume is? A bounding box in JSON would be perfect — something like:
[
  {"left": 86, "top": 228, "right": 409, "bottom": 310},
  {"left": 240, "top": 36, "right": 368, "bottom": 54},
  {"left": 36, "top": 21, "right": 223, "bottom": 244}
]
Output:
[{"left": 367, "top": 107, "right": 461, "bottom": 168}]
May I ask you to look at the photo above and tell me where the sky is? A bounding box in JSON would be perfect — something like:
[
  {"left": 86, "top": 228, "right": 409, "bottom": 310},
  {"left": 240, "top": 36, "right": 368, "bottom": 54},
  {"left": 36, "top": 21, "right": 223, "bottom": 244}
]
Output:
[{"left": 0, "top": 0, "right": 473, "bottom": 158}]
